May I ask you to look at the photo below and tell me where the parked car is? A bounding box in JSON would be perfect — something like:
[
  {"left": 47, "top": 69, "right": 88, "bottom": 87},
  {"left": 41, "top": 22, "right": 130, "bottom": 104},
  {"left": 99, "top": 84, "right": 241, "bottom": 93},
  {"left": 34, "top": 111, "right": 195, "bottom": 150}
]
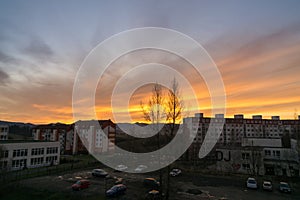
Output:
[
  {"left": 72, "top": 179, "right": 90, "bottom": 191},
  {"left": 115, "top": 164, "right": 128, "bottom": 172},
  {"left": 145, "top": 190, "right": 160, "bottom": 200},
  {"left": 143, "top": 178, "right": 160, "bottom": 189},
  {"left": 246, "top": 177, "right": 258, "bottom": 189},
  {"left": 135, "top": 165, "right": 148, "bottom": 172},
  {"left": 170, "top": 168, "right": 182, "bottom": 177},
  {"left": 92, "top": 169, "right": 108, "bottom": 177},
  {"left": 262, "top": 181, "right": 272, "bottom": 191},
  {"left": 115, "top": 177, "right": 123, "bottom": 185},
  {"left": 106, "top": 184, "right": 127, "bottom": 197},
  {"left": 279, "top": 182, "right": 291, "bottom": 193}
]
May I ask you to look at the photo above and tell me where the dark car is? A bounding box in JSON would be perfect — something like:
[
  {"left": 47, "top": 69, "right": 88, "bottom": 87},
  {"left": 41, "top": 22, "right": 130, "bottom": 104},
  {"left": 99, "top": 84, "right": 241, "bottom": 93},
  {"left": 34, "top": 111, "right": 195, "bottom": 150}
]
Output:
[
  {"left": 92, "top": 169, "right": 108, "bottom": 177},
  {"left": 145, "top": 190, "right": 160, "bottom": 200},
  {"left": 106, "top": 184, "right": 127, "bottom": 197},
  {"left": 143, "top": 178, "right": 160, "bottom": 189},
  {"left": 72, "top": 180, "right": 90, "bottom": 191},
  {"left": 279, "top": 182, "right": 291, "bottom": 193}
]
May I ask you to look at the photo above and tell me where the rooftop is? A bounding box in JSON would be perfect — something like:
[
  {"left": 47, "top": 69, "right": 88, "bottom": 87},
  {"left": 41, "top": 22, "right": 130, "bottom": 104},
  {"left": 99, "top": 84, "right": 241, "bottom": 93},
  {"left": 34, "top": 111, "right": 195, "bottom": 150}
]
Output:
[{"left": 0, "top": 140, "right": 58, "bottom": 144}]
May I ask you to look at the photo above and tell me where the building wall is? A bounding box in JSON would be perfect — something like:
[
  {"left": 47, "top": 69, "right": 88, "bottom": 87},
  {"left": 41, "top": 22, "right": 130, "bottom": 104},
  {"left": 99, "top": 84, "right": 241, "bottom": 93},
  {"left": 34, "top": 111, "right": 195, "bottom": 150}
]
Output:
[
  {"left": 215, "top": 148, "right": 264, "bottom": 175},
  {"left": 215, "top": 139, "right": 299, "bottom": 177},
  {"left": 185, "top": 113, "right": 300, "bottom": 154},
  {"left": 0, "top": 125, "right": 8, "bottom": 140},
  {"left": 0, "top": 141, "right": 60, "bottom": 171},
  {"left": 32, "top": 124, "right": 86, "bottom": 155},
  {"left": 74, "top": 120, "right": 116, "bottom": 154}
]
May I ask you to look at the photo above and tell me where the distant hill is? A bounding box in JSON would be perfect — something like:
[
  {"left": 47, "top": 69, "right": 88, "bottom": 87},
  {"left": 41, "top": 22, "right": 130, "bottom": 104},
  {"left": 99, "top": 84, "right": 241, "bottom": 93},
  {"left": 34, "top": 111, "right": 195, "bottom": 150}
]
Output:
[
  {"left": 0, "top": 120, "right": 36, "bottom": 137},
  {"left": 0, "top": 120, "right": 35, "bottom": 128}
]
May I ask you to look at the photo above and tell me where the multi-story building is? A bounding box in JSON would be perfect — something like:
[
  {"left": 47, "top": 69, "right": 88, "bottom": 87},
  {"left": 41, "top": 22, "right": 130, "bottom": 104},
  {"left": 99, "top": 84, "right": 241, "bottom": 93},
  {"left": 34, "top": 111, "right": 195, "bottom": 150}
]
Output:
[
  {"left": 0, "top": 140, "right": 60, "bottom": 171},
  {"left": 0, "top": 125, "right": 8, "bottom": 140},
  {"left": 32, "top": 120, "right": 116, "bottom": 155},
  {"left": 32, "top": 123, "right": 78, "bottom": 154},
  {"left": 184, "top": 113, "right": 300, "bottom": 177},
  {"left": 74, "top": 120, "right": 116, "bottom": 154},
  {"left": 185, "top": 113, "right": 300, "bottom": 159}
]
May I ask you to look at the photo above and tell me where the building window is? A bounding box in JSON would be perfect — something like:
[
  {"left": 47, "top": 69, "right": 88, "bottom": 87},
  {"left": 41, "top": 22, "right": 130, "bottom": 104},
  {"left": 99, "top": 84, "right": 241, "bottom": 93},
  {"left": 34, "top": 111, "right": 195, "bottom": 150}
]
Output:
[
  {"left": 30, "top": 157, "right": 44, "bottom": 166},
  {"left": 46, "top": 156, "right": 58, "bottom": 164},
  {"left": 242, "top": 153, "right": 250, "bottom": 160},
  {"left": 0, "top": 150, "right": 8, "bottom": 158},
  {"left": 47, "top": 147, "right": 58, "bottom": 154},
  {"left": 12, "top": 159, "right": 27, "bottom": 168},
  {"left": 265, "top": 150, "right": 271, "bottom": 156},
  {"left": 13, "top": 149, "right": 28, "bottom": 157},
  {"left": 31, "top": 148, "right": 45, "bottom": 156},
  {"left": 276, "top": 151, "right": 280, "bottom": 158}
]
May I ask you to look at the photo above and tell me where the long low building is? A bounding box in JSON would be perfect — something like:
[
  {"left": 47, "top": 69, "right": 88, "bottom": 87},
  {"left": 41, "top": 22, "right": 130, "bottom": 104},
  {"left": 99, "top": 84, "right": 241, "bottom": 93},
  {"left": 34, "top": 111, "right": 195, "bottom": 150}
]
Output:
[
  {"left": 215, "top": 138, "right": 299, "bottom": 177},
  {"left": 0, "top": 140, "right": 60, "bottom": 171}
]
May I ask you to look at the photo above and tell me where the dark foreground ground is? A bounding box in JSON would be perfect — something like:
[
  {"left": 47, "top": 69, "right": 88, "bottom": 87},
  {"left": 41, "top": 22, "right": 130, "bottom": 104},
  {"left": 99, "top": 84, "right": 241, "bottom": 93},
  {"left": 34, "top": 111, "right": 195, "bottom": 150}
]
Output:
[{"left": 1, "top": 165, "right": 299, "bottom": 200}]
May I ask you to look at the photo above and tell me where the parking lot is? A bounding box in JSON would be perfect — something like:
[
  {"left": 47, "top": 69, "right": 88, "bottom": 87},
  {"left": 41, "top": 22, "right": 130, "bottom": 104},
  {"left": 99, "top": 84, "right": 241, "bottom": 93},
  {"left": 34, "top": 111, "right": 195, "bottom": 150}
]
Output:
[{"left": 1, "top": 165, "right": 299, "bottom": 200}]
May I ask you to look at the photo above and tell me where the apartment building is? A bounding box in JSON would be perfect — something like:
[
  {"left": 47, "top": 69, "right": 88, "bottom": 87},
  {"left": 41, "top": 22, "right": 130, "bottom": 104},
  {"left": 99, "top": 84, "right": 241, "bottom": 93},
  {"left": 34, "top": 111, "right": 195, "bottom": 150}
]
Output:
[
  {"left": 184, "top": 113, "right": 300, "bottom": 177},
  {"left": 0, "top": 140, "right": 60, "bottom": 171},
  {"left": 0, "top": 125, "right": 8, "bottom": 140},
  {"left": 32, "top": 123, "right": 87, "bottom": 155},
  {"left": 74, "top": 120, "right": 116, "bottom": 154},
  {"left": 32, "top": 120, "right": 116, "bottom": 155},
  {"left": 185, "top": 113, "right": 300, "bottom": 159},
  {"left": 32, "top": 123, "right": 77, "bottom": 154}
]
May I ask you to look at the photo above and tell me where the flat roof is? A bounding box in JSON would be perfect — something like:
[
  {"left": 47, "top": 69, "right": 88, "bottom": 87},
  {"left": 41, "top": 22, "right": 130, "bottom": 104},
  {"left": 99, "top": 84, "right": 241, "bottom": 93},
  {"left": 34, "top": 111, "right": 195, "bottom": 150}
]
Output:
[{"left": 0, "top": 140, "right": 58, "bottom": 144}]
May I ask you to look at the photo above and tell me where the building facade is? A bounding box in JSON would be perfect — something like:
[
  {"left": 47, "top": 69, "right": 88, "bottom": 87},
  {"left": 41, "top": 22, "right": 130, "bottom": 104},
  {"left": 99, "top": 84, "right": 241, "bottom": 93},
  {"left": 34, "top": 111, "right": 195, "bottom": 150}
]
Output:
[
  {"left": 184, "top": 113, "right": 300, "bottom": 177},
  {"left": 0, "top": 125, "right": 8, "bottom": 140},
  {"left": 74, "top": 120, "right": 116, "bottom": 154},
  {"left": 32, "top": 120, "right": 116, "bottom": 155},
  {"left": 0, "top": 140, "right": 60, "bottom": 171},
  {"left": 32, "top": 123, "right": 86, "bottom": 155},
  {"left": 215, "top": 138, "right": 299, "bottom": 177}
]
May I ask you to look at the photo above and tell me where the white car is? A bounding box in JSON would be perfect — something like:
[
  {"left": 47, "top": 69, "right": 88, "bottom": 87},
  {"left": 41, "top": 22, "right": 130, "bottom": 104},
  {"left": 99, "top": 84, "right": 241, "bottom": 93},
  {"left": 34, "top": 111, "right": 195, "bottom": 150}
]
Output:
[
  {"left": 134, "top": 165, "right": 147, "bottom": 172},
  {"left": 170, "top": 168, "right": 182, "bottom": 177},
  {"left": 92, "top": 169, "right": 108, "bottom": 177},
  {"left": 246, "top": 177, "right": 258, "bottom": 189},
  {"left": 115, "top": 164, "right": 128, "bottom": 172},
  {"left": 262, "top": 181, "right": 272, "bottom": 191}
]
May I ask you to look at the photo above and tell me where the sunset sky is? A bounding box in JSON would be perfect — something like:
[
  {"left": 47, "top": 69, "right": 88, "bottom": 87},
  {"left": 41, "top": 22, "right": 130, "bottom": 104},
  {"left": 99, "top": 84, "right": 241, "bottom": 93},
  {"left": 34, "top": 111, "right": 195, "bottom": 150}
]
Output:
[{"left": 0, "top": 0, "right": 300, "bottom": 124}]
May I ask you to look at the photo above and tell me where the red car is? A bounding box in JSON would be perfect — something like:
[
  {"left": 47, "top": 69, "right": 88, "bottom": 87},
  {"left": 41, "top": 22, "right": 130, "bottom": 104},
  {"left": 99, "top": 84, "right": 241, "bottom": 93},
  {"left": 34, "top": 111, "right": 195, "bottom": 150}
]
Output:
[{"left": 72, "top": 179, "right": 90, "bottom": 191}]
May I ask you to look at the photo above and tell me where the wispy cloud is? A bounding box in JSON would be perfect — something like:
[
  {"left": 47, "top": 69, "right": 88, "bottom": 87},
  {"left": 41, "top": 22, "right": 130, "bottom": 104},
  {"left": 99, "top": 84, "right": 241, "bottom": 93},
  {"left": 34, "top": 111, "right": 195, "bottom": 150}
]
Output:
[
  {"left": 23, "top": 37, "right": 56, "bottom": 63},
  {"left": 0, "top": 68, "right": 9, "bottom": 85}
]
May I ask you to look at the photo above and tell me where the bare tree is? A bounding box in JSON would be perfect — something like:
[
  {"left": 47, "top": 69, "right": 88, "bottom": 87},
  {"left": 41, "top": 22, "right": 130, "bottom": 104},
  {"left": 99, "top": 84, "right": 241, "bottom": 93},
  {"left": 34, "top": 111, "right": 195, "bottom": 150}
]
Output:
[
  {"left": 165, "top": 78, "right": 184, "bottom": 200},
  {"left": 141, "top": 79, "right": 184, "bottom": 200},
  {"left": 166, "top": 78, "right": 183, "bottom": 137},
  {"left": 141, "top": 82, "right": 166, "bottom": 199}
]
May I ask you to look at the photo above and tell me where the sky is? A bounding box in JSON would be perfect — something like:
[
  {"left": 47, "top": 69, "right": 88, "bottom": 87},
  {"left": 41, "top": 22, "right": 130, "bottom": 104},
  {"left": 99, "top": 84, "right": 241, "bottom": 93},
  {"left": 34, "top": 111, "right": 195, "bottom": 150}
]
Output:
[{"left": 0, "top": 0, "right": 300, "bottom": 124}]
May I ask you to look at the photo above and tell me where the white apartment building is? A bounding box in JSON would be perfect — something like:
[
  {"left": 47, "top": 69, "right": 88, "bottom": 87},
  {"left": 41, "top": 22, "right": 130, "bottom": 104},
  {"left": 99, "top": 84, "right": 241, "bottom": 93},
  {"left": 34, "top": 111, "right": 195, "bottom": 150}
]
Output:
[
  {"left": 75, "top": 120, "right": 116, "bottom": 154},
  {"left": 185, "top": 113, "right": 300, "bottom": 160},
  {"left": 0, "top": 125, "right": 8, "bottom": 140},
  {"left": 0, "top": 140, "right": 60, "bottom": 171}
]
